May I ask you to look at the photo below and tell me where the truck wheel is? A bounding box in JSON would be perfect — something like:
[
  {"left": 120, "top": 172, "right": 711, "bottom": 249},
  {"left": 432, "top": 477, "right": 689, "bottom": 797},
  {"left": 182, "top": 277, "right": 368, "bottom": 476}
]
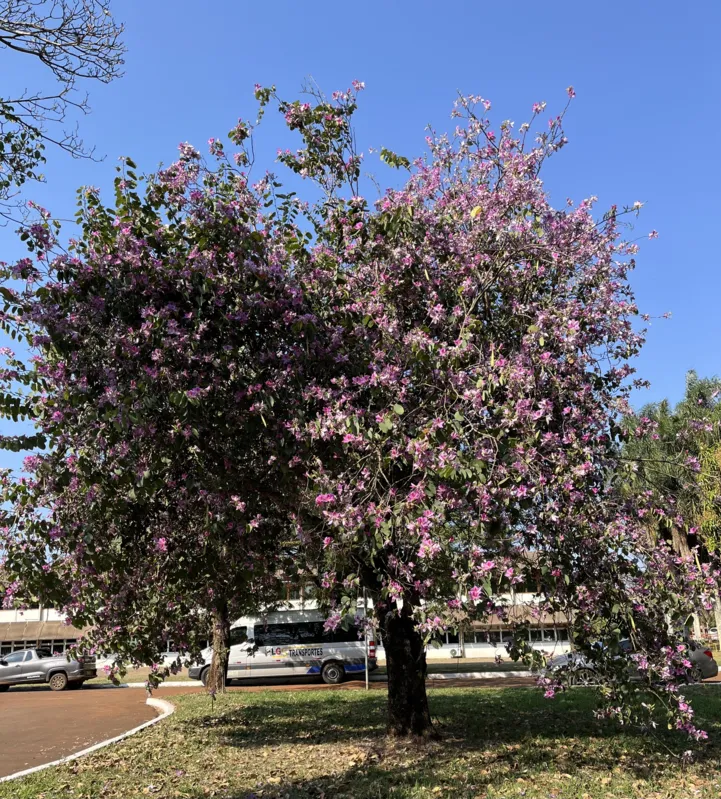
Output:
[
  {"left": 200, "top": 667, "right": 210, "bottom": 687},
  {"left": 0, "top": 684, "right": 9, "bottom": 692},
  {"left": 321, "top": 661, "right": 344, "bottom": 685},
  {"left": 569, "top": 668, "right": 596, "bottom": 686},
  {"left": 686, "top": 665, "right": 703, "bottom": 684},
  {"left": 49, "top": 672, "right": 69, "bottom": 691}
]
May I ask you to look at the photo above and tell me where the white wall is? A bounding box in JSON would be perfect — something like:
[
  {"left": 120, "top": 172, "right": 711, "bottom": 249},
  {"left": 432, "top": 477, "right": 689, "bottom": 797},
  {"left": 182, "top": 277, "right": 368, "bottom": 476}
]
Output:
[{"left": 0, "top": 606, "right": 62, "bottom": 623}]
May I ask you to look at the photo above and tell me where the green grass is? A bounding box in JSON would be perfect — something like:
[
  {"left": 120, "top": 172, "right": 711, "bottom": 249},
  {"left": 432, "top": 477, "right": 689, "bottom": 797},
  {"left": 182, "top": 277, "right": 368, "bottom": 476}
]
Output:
[
  {"left": 376, "top": 660, "right": 528, "bottom": 675},
  {"left": 5, "top": 685, "right": 721, "bottom": 798},
  {"left": 85, "top": 666, "right": 193, "bottom": 685}
]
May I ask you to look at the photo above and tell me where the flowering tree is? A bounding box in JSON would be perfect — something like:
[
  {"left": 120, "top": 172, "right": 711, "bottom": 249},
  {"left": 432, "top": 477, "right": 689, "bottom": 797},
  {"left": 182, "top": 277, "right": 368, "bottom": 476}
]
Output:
[
  {"left": 1, "top": 82, "right": 715, "bottom": 742},
  {"left": 273, "top": 86, "right": 716, "bottom": 737},
  {"left": 0, "top": 133, "right": 312, "bottom": 691}
]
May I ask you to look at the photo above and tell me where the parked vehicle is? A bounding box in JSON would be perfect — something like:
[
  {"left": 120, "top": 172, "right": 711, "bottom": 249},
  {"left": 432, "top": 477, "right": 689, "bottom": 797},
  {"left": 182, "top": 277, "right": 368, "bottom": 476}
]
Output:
[
  {"left": 544, "top": 638, "right": 718, "bottom": 685},
  {"left": 0, "top": 648, "right": 97, "bottom": 691},
  {"left": 705, "top": 627, "right": 719, "bottom": 643},
  {"left": 188, "top": 610, "right": 376, "bottom": 686}
]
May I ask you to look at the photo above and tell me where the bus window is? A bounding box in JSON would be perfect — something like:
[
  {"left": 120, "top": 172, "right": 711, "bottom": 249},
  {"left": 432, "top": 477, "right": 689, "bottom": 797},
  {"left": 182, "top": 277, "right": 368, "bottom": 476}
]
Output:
[
  {"left": 229, "top": 627, "right": 248, "bottom": 646},
  {"left": 254, "top": 623, "right": 297, "bottom": 647}
]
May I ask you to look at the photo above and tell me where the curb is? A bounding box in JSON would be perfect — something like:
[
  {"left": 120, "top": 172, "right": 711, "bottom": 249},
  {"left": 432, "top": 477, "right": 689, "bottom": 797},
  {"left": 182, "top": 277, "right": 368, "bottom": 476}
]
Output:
[
  {"left": 369, "top": 671, "right": 530, "bottom": 682},
  {"left": 0, "top": 697, "right": 175, "bottom": 784},
  {"left": 77, "top": 681, "right": 203, "bottom": 689},
  {"left": 88, "top": 673, "right": 529, "bottom": 687},
  {"left": 427, "top": 671, "right": 530, "bottom": 680},
  {"left": 121, "top": 680, "right": 202, "bottom": 688}
]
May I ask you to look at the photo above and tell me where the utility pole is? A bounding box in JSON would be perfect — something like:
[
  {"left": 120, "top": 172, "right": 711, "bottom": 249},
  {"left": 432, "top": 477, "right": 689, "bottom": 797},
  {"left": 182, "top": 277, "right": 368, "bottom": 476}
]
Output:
[{"left": 364, "top": 588, "right": 369, "bottom": 691}]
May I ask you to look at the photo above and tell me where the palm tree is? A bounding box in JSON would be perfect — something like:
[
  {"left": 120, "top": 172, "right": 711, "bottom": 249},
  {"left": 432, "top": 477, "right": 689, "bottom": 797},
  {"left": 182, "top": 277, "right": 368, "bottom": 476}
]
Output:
[{"left": 623, "top": 371, "right": 721, "bottom": 637}]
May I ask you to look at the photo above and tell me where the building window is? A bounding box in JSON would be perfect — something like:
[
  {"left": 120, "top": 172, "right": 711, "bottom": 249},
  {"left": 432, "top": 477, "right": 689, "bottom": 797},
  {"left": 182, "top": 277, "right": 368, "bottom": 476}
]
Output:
[
  {"left": 473, "top": 630, "right": 502, "bottom": 644},
  {"left": 556, "top": 628, "right": 569, "bottom": 641},
  {"left": 447, "top": 631, "right": 459, "bottom": 645}
]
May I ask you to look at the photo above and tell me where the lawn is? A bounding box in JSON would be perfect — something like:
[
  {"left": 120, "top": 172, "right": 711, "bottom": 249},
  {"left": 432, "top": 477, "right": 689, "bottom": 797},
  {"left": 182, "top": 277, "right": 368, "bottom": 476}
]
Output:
[
  {"left": 86, "top": 666, "right": 194, "bottom": 685},
  {"left": 379, "top": 660, "right": 529, "bottom": 675},
  {"left": 4, "top": 685, "right": 721, "bottom": 799}
]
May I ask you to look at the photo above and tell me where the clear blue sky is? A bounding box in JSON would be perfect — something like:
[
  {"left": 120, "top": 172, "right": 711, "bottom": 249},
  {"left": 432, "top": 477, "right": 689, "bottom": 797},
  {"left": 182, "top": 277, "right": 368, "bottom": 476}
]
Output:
[{"left": 1, "top": 0, "right": 719, "bottom": 473}]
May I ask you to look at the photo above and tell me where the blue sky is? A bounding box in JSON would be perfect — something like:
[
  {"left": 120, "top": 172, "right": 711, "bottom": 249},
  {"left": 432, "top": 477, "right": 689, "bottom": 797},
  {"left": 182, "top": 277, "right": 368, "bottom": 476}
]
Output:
[{"left": 1, "top": 0, "right": 719, "bottom": 470}]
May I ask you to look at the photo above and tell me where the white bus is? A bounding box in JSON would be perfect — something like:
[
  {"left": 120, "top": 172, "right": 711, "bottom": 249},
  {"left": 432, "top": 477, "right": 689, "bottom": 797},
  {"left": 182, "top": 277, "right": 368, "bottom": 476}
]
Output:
[{"left": 188, "top": 609, "right": 377, "bottom": 685}]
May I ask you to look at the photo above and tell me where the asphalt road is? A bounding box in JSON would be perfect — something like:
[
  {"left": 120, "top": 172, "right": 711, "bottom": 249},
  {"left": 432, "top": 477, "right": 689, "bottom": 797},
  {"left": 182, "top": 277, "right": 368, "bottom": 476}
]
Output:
[{"left": 0, "top": 685, "right": 156, "bottom": 779}]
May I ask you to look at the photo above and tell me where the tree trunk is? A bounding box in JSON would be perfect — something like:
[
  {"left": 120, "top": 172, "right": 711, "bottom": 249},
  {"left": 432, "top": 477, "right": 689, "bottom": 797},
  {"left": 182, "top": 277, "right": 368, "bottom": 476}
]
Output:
[
  {"left": 669, "top": 527, "right": 703, "bottom": 639},
  {"left": 206, "top": 599, "right": 230, "bottom": 694},
  {"left": 381, "top": 604, "right": 435, "bottom": 738},
  {"left": 714, "top": 596, "right": 721, "bottom": 645}
]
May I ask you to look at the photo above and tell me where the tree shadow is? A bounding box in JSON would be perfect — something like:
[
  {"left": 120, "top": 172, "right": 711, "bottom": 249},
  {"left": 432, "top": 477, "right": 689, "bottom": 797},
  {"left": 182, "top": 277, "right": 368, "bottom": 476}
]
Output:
[{"left": 173, "top": 684, "right": 721, "bottom": 798}]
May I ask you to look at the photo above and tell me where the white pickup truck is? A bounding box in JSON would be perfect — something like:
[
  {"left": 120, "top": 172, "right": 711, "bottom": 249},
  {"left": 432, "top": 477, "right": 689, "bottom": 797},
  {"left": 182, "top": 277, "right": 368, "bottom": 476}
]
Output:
[{"left": 0, "top": 648, "right": 97, "bottom": 691}]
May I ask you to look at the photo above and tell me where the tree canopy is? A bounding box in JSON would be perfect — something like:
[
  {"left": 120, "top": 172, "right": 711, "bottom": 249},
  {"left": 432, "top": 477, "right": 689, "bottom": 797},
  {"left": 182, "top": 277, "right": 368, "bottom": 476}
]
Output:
[{"left": 0, "top": 83, "right": 716, "bottom": 738}]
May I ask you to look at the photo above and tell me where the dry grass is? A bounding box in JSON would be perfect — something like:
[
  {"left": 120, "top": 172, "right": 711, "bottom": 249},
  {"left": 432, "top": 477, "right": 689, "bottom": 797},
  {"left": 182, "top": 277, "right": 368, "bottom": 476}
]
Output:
[{"left": 5, "top": 684, "right": 721, "bottom": 798}]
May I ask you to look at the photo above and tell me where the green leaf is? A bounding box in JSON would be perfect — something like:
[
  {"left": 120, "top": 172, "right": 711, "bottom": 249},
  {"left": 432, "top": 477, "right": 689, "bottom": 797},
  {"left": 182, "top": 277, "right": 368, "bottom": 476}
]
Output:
[
  {"left": 380, "top": 148, "right": 410, "bottom": 170},
  {"left": 393, "top": 404, "right": 404, "bottom": 415}
]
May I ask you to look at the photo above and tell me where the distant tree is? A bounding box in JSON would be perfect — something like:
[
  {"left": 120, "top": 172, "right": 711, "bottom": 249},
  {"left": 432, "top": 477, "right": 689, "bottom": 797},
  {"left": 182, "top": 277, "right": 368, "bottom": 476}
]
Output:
[
  {"left": 623, "top": 371, "right": 721, "bottom": 633},
  {"left": 0, "top": 1, "right": 125, "bottom": 218}
]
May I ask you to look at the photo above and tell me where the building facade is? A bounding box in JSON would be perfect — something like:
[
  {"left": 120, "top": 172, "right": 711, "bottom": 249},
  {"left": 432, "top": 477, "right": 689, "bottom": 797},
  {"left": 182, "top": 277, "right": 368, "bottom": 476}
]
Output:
[{"left": 1, "top": 592, "right": 571, "bottom": 662}]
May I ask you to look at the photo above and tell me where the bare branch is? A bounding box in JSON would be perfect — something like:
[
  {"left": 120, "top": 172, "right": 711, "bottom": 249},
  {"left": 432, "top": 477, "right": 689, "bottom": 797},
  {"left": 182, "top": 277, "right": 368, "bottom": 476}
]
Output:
[{"left": 0, "top": 0, "right": 125, "bottom": 87}]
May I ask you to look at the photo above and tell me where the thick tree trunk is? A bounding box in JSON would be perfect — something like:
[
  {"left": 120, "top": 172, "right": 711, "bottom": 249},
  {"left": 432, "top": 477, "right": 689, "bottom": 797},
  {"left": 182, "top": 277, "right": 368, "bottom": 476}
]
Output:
[
  {"left": 206, "top": 599, "right": 230, "bottom": 694},
  {"left": 381, "top": 605, "right": 435, "bottom": 738}
]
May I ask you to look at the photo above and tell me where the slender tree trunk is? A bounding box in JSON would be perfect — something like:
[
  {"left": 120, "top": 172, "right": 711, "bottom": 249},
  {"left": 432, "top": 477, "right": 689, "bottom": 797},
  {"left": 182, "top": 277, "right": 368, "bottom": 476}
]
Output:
[
  {"left": 206, "top": 598, "right": 230, "bottom": 694},
  {"left": 669, "top": 527, "right": 703, "bottom": 639},
  {"left": 714, "top": 596, "right": 721, "bottom": 646},
  {"left": 380, "top": 603, "right": 435, "bottom": 738}
]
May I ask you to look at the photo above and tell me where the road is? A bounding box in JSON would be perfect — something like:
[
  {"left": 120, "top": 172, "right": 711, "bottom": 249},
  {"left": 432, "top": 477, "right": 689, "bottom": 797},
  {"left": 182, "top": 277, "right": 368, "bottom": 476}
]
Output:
[{"left": 0, "top": 685, "right": 156, "bottom": 779}]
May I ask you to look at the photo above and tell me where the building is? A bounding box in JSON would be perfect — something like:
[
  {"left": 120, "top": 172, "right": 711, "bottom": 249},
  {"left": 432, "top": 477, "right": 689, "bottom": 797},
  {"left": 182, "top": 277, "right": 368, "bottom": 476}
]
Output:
[
  {"left": 1, "top": 590, "right": 571, "bottom": 662},
  {"left": 0, "top": 606, "right": 86, "bottom": 657}
]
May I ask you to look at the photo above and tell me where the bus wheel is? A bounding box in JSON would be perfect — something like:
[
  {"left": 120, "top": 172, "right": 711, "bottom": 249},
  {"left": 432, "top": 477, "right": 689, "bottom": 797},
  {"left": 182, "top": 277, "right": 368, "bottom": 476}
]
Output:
[{"left": 321, "top": 661, "right": 344, "bottom": 685}]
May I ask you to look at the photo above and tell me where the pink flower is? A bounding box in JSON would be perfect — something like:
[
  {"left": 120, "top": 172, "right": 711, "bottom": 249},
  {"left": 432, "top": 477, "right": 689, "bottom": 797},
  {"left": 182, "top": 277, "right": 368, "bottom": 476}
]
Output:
[
  {"left": 468, "top": 586, "right": 482, "bottom": 602},
  {"left": 566, "top": 86, "right": 576, "bottom": 99},
  {"left": 155, "top": 538, "right": 168, "bottom": 553},
  {"left": 315, "top": 493, "right": 336, "bottom": 506}
]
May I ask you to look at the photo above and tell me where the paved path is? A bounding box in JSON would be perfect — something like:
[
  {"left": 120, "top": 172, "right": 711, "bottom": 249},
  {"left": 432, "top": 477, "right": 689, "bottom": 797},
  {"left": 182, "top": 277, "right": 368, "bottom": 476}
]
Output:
[{"left": 0, "top": 686, "right": 156, "bottom": 778}]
